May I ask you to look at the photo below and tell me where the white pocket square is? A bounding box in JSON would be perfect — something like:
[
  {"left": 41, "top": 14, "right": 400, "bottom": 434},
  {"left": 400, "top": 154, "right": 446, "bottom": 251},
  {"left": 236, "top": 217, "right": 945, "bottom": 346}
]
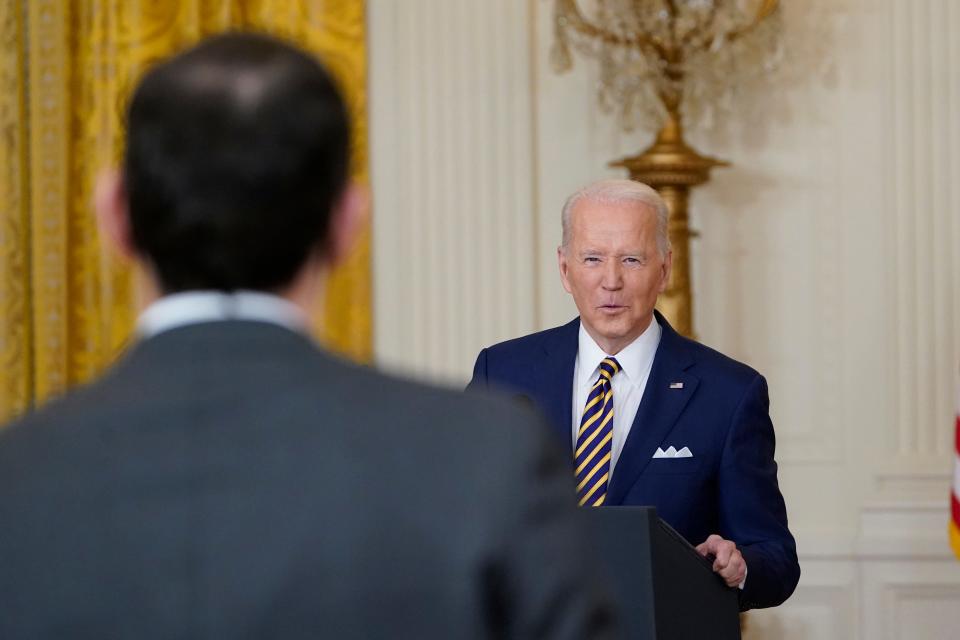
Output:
[{"left": 652, "top": 446, "right": 693, "bottom": 459}]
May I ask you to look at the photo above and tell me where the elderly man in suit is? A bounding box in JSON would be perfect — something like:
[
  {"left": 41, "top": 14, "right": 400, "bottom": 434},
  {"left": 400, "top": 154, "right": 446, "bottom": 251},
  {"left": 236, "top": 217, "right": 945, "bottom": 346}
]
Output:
[
  {"left": 0, "top": 34, "right": 616, "bottom": 638},
  {"left": 469, "top": 179, "right": 800, "bottom": 610}
]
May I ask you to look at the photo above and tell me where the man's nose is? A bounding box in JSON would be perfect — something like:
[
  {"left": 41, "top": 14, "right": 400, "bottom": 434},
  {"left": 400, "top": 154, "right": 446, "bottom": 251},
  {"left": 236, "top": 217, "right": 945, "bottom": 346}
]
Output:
[{"left": 601, "top": 260, "right": 623, "bottom": 289}]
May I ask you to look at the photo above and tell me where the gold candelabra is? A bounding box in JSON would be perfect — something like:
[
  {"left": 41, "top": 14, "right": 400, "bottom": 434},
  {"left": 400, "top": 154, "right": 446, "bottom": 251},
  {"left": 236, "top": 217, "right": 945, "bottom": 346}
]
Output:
[{"left": 552, "top": 0, "right": 781, "bottom": 337}]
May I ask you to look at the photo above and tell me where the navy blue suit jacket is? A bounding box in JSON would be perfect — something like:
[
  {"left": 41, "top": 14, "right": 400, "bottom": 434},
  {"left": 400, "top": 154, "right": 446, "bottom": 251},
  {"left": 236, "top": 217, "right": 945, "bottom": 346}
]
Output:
[{"left": 468, "top": 311, "right": 800, "bottom": 610}]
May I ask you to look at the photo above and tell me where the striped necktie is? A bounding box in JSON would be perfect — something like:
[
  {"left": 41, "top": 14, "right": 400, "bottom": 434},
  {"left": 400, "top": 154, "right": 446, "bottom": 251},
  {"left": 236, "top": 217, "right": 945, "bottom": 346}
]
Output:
[{"left": 575, "top": 357, "right": 620, "bottom": 507}]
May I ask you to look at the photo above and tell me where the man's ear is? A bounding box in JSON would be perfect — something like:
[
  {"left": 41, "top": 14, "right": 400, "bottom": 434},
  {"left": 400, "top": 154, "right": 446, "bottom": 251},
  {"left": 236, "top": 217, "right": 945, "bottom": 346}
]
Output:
[
  {"left": 558, "top": 246, "right": 573, "bottom": 294},
  {"left": 94, "top": 169, "right": 137, "bottom": 260},
  {"left": 325, "top": 181, "right": 367, "bottom": 266},
  {"left": 659, "top": 249, "right": 673, "bottom": 293}
]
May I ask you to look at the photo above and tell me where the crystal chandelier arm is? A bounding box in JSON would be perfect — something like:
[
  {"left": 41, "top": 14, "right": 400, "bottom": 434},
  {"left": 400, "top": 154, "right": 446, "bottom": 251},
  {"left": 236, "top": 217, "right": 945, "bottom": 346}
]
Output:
[
  {"left": 678, "top": 2, "right": 721, "bottom": 49},
  {"left": 676, "top": 0, "right": 778, "bottom": 55},
  {"left": 556, "top": 0, "right": 669, "bottom": 59},
  {"left": 725, "top": 0, "right": 779, "bottom": 44},
  {"left": 663, "top": 0, "right": 683, "bottom": 50}
]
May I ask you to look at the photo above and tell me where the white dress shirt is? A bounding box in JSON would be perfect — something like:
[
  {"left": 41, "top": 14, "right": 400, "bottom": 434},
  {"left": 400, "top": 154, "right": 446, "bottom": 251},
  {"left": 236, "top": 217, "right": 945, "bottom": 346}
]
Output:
[
  {"left": 571, "top": 317, "right": 661, "bottom": 474},
  {"left": 136, "top": 290, "right": 309, "bottom": 339}
]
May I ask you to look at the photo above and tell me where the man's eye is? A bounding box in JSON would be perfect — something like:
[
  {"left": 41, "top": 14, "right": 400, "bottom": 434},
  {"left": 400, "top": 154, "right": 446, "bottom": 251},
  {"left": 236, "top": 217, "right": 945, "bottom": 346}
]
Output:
[
  {"left": 624, "top": 257, "right": 641, "bottom": 264},
  {"left": 584, "top": 256, "right": 601, "bottom": 263}
]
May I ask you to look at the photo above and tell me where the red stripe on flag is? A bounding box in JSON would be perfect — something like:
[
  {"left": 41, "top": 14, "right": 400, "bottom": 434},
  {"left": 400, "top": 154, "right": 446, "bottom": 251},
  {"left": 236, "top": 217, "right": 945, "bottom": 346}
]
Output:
[
  {"left": 956, "top": 414, "right": 960, "bottom": 458},
  {"left": 953, "top": 491, "right": 960, "bottom": 527}
]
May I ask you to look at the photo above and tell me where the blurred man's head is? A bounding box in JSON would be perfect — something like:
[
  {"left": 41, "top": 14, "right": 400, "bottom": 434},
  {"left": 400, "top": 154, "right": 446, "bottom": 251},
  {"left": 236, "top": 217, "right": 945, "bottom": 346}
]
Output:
[
  {"left": 558, "top": 179, "right": 672, "bottom": 355},
  {"left": 96, "top": 32, "right": 363, "bottom": 302}
]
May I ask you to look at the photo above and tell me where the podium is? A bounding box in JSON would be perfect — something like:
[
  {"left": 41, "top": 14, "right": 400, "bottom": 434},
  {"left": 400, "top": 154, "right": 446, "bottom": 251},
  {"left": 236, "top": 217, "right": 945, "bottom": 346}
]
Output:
[{"left": 584, "top": 506, "right": 741, "bottom": 640}]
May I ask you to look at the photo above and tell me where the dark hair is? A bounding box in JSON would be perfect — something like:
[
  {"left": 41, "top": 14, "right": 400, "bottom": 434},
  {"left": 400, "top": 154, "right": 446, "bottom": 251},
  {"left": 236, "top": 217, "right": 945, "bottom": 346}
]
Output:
[{"left": 123, "top": 32, "right": 351, "bottom": 293}]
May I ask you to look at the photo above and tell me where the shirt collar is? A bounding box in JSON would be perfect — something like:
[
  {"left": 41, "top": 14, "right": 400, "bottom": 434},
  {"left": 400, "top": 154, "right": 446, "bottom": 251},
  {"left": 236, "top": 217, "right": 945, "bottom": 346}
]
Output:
[
  {"left": 577, "top": 317, "right": 662, "bottom": 389},
  {"left": 136, "top": 290, "right": 309, "bottom": 339}
]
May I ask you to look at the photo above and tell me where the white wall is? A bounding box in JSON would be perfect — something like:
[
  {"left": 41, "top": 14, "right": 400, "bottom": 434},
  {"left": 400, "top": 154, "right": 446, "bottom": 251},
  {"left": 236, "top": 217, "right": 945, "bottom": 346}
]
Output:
[{"left": 369, "top": 1, "right": 960, "bottom": 637}]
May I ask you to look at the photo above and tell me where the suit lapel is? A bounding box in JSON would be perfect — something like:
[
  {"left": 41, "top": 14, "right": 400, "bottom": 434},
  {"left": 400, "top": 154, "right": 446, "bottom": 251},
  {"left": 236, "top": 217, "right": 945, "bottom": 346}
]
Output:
[
  {"left": 605, "top": 312, "right": 699, "bottom": 505},
  {"left": 536, "top": 318, "right": 580, "bottom": 452}
]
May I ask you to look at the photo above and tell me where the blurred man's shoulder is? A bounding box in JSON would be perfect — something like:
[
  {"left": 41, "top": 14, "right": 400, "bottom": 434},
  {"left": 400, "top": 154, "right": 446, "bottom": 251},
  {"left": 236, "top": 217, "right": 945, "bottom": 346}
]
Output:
[
  {"left": 480, "top": 318, "right": 579, "bottom": 358},
  {"left": 337, "top": 357, "right": 545, "bottom": 436}
]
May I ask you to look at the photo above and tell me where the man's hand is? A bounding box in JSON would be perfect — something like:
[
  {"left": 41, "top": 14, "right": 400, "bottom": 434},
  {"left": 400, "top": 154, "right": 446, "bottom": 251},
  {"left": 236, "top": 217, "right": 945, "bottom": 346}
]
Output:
[{"left": 695, "top": 534, "right": 747, "bottom": 588}]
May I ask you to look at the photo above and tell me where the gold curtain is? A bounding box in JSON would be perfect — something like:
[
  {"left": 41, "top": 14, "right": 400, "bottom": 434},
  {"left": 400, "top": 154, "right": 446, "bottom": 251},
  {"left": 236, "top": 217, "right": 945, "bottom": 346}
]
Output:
[{"left": 0, "top": 0, "right": 370, "bottom": 423}]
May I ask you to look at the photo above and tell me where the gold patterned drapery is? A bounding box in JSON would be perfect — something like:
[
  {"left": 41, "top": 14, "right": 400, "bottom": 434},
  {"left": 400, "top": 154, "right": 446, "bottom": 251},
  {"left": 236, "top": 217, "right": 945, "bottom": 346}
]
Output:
[{"left": 0, "top": 0, "right": 370, "bottom": 424}]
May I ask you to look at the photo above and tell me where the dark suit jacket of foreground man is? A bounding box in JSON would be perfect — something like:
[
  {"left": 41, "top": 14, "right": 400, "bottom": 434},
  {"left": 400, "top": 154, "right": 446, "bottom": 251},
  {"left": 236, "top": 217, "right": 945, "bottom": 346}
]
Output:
[
  {"left": 469, "top": 310, "right": 800, "bottom": 610},
  {"left": 0, "top": 318, "right": 615, "bottom": 638}
]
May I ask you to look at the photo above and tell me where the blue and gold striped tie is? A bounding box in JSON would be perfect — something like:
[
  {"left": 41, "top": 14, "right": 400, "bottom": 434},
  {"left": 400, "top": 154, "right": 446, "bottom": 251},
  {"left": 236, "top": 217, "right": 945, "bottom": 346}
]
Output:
[{"left": 575, "top": 357, "right": 620, "bottom": 507}]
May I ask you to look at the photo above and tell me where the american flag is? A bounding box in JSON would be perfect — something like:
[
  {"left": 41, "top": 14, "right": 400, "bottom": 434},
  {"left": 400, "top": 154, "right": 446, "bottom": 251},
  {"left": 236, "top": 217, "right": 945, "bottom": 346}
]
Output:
[{"left": 951, "top": 381, "right": 960, "bottom": 559}]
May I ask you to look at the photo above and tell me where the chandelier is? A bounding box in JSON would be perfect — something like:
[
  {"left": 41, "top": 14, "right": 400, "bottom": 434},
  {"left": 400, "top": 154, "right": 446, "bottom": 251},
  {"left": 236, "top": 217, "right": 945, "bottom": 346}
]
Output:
[{"left": 551, "top": 0, "right": 784, "bottom": 133}]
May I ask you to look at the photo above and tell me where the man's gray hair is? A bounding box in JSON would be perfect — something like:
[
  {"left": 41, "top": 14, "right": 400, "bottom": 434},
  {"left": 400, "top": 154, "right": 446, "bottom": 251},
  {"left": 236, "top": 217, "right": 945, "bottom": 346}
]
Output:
[{"left": 560, "top": 179, "right": 671, "bottom": 256}]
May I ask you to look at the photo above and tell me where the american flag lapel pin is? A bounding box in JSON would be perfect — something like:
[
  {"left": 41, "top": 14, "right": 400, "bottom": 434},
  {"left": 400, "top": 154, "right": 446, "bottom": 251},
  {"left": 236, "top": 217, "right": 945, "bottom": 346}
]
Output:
[{"left": 669, "top": 382, "right": 684, "bottom": 389}]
